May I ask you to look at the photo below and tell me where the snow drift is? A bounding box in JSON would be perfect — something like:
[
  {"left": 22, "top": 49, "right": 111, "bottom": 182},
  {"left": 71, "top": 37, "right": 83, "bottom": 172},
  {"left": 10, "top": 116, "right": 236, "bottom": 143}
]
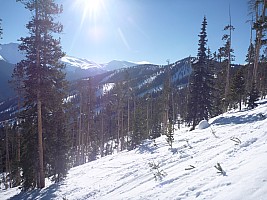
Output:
[{"left": 197, "top": 119, "right": 210, "bottom": 129}]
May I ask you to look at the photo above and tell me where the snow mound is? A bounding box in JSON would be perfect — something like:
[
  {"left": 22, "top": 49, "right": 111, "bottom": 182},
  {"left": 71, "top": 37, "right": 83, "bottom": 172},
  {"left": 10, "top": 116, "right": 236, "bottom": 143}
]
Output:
[{"left": 197, "top": 119, "right": 210, "bottom": 129}]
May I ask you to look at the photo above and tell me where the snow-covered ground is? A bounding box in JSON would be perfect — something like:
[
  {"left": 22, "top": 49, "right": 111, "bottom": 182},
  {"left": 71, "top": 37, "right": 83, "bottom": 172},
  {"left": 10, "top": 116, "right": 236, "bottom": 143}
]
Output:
[{"left": 1, "top": 101, "right": 267, "bottom": 200}]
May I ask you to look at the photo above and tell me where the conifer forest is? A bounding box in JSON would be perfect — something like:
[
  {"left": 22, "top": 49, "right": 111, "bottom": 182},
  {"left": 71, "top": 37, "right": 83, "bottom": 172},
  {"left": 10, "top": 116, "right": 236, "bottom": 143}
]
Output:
[{"left": 0, "top": 0, "right": 267, "bottom": 192}]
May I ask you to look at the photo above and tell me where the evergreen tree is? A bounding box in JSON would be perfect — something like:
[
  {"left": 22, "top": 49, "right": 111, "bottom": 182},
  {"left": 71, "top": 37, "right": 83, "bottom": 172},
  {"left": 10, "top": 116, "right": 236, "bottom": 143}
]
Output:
[
  {"left": 230, "top": 69, "right": 246, "bottom": 110},
  {"left": 187, "top": 16, "right": 214, "bottom": 130},
  {"left": 246, "top": 43, "right": 255, "bottom": 64},
  {"left": 13, "top": 0, "right": 69, "bottom": 189},
  {"left": 0, "top": 18, "right": 3, "bottom": 39},
  {"left": 131, "top": 100, "right": 146, "bottom": 149},
  {"left": 221, "top": 22, "right": 235, "bottom": 110},
  {"left": 245, "top": 42, "right": 255, "bottom": 94},
  {"left": 247, "top": 82, "right": 260, "bottom": 109},
  {"left": 166, "top": 123, "right": 174, "bottom": 148},
  {"left": 249, "top": 0, "right": 267, "bottom": 83},
  {"left": 162, "top": 62, "right": 172, "bottom": 135}
]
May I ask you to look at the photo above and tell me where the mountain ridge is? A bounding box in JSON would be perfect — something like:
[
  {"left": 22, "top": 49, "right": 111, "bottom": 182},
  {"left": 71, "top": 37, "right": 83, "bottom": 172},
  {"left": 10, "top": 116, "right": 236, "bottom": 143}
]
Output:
[
  {"left": 0, "top": 42, "right": 148, "bottom": 72},
  {"left": 0, "top": 42, "right": 150, "bottom": 82}
]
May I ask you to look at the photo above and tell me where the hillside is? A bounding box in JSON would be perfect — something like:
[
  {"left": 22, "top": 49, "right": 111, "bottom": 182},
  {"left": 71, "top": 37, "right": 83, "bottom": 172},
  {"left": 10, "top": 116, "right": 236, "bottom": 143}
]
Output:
[
  {"left": 2, "top": 100, "right": 267, "bottom": 200},
  {"left": 0, "top": 43, "right": 143, "bottom": 82},
  {"left": 0, "top": 57, "right": 192, "bottom": 122},
  {"left": 0, "top": 60, "right": 15, "bottom": 101}
]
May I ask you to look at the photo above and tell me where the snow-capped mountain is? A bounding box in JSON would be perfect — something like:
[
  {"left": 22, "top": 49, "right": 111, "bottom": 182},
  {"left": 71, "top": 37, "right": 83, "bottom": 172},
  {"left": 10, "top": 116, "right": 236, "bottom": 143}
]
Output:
[
  {"left": 61, "top": 56, "right": 103, "bottom": 70},
  {"left": 0, "top": 43, "right": 142, "bottom": 81},
  {"left": 101, "top": 60, "right": 140, "bottom": 71},
  {"left": 61, "top": 56, "right": 106, "bottom": 80},
  {"left": 0, "top": 43, "right": 25, "bottom": 64},
  {"left": 61, "top": 56, "right": 140, "bottom": 80}
]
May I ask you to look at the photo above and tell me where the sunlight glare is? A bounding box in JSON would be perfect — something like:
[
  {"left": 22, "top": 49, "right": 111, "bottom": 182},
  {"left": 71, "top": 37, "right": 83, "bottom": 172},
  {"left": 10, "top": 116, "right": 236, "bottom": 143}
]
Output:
[{"left": 75, "top": 0, "right": 104, "bottom": 25}]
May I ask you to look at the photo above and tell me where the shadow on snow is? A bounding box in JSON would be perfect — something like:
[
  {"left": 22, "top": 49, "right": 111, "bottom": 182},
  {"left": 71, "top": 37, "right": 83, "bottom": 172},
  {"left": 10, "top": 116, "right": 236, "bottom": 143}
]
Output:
[
  {"left": 211, "top": 113, "right": 266, "bottom": 126},
  {"left": 8, "top": 183, "right": 62, "bottom": 200}
]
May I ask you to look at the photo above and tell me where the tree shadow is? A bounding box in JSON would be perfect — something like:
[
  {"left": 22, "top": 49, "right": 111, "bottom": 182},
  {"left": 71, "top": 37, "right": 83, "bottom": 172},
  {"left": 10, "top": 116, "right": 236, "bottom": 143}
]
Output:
[
  {"left": 135, "top": 140, "right": 158, "bottom": 154},
  {"left": 8, "top": 183, "right": 62, "bottom": 200},
  {"left": 211, "top": 113, "right": 266, "bottom": 126}
]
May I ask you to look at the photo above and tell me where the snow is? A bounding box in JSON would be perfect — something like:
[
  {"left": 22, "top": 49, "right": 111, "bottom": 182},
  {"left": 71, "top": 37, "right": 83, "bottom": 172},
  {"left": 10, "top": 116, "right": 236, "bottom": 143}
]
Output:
[
  {"left": 171, "top": 57, "right": 192, "bottom": 83},
  {"left": 1, "top": 100, "right": 267, "bottom": 199},
  {"left": 61, "top": 56, "right": 102, "bottom": 70},
  {"left": 96, "top": 83, "right": 115, "bottom": 96},
  {"left": 134, "top": 61, "right": 151, "bottom": 65},
  {"left": 0, "top": 43, "right": 25, "bottom": 64},
  {"left": 197, "top": 119, "right": 210, "bottom": 129},
  {"left": 101, "top": 60, "right": 138, "bottom": 71},
  {"left": 137, "top": 75, "right": 157, "bottom": 89}
]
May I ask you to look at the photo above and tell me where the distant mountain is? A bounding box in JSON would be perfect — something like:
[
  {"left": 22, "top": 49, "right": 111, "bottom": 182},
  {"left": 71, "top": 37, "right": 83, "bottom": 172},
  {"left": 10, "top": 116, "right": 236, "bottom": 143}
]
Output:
[
  {"left": 62, "top": 56, "right": 102, "bottom": 70},
  {"left": 0, "top": 43, "right": 143, "bottom": 81},
  {"left": 0, "top": 43, "right": 25, "bottom": 64},
  {"left": 101, "top": 60, "right": 140, "bottom": 71},
  {"left": 0, "top": 60, "right": 15, "bottom": 101},
  {"left": 61, "top": 56, "right": 106, "bottom": 80},
  {"left": 61, "top": 56, "right": 140, "bottom": 80}
]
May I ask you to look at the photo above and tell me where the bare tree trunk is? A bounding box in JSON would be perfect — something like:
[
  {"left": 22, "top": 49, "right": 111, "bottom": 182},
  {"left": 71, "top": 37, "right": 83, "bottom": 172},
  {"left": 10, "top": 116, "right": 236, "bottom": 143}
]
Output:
[
  {"left": 120, "top": 110, "right": 124, "bottom": 151},
  {"left": 146, "top": 98, "right": 149, "bottom": 137},
  {"left": 16, "top": 97, "right": 21, "bottom": 185},
  {"left": 5, "top": 122, "right": 11, "bottom": 188},
  {"left": 78, "top": 93, "right": 82, "bottom": 165},
  {"left": 100, "top": 112, "right": 104, "bottom": 157},
  {"left": 80, "top": 96, "right": 84, "bottom": 164},
  {"left": 37, "top": 93, "right": 45, "bottom": 188},
  {"left": 224, "top": 6, "right": 233, "bottom": 109},
  {"left": 127, "top": 98, "right": 130, "bottom": 150},
  {"left": 253, "top": 0, "right": 267, "bottom": 84},
  {"left": 36, "top": 1, "right": 45, "bottom": 188},
  {"left": 117, "top": 109, "right": 120, "bottom": 152}
]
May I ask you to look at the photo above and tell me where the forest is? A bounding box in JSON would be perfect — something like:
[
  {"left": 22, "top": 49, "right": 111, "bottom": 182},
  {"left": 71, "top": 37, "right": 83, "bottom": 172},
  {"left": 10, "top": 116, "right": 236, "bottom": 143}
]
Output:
[{"left": 0, "top": 0, "right": 266, "bottom": 191}]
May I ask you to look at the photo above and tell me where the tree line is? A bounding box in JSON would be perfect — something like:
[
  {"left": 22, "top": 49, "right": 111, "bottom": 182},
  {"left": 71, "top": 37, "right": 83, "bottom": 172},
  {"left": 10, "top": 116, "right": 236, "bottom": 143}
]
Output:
[{"left": 0, "top": 0, "right": 267, "bottom": 191}]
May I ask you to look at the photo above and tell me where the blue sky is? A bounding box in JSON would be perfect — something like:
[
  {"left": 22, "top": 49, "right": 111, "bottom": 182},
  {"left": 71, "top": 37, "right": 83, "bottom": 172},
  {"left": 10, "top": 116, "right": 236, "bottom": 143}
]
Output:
[{"left": 0, "top": 0, "right": 251, "bottom": 65}]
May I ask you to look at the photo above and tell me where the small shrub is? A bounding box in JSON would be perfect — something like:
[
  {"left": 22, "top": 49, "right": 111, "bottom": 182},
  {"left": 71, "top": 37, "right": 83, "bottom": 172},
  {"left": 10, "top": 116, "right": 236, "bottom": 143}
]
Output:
[
  {"left": 148, "top": 161, "right": 167, "bottom": 181},
  {"left": 214, "top": 162, "right": 226, "bottom": 176}
]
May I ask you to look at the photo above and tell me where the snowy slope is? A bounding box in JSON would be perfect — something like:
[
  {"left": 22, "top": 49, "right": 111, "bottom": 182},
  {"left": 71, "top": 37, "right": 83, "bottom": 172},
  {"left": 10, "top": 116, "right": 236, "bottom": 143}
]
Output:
[
  {"left": 1, "top": 101, "right": 267, "bottom": 200},
  {"left": 61, "top": 56, "right": 103, "bottom": 70},
  {"left": 0, "top": 43, "right": 25, "bottom": 64},
  {"left": 101, "top": 60, "right": 139, "bottom": 71}
]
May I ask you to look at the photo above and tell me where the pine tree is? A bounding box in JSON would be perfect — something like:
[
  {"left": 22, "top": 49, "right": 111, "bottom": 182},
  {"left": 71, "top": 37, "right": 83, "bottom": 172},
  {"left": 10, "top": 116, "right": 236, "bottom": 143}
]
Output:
[
  {"left": 249, "top": 0, "right": 267, "bottom": 83},
  {"left": 221, "top": 21, "right": 235, "bottom": 110},
  {"left": 166, "top": 123, "right": 174, "bottom": 148},
  {"left": 187, "top": 16, "right": 214, "bottom": 130},
  {"left": 0, "top": 18, "right": 3, "bottom": 39},
  {"left": 247, "top": 82, "right": 260, "bottom": 109},
  {"left": 245, "top": 42, "right": 255, "bottom": 94},
  {"left": 230, "top": 69, "right": 246, "bottom": 110},
  {"left": 14, "top": 0, "right": 69, "bottom": 189}
]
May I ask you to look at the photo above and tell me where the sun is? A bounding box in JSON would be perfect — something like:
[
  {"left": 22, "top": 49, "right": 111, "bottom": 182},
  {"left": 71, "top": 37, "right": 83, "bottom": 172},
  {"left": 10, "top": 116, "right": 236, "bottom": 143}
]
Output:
[{"left": 75, "top": 0, "right": 104, "bottom": 22}]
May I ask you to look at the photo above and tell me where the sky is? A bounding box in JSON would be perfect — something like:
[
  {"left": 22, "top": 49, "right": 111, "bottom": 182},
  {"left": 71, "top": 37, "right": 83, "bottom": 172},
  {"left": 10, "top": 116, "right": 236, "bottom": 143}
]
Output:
[{"left": 0, "top": 0, "right": 251, "bottom": 65}]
